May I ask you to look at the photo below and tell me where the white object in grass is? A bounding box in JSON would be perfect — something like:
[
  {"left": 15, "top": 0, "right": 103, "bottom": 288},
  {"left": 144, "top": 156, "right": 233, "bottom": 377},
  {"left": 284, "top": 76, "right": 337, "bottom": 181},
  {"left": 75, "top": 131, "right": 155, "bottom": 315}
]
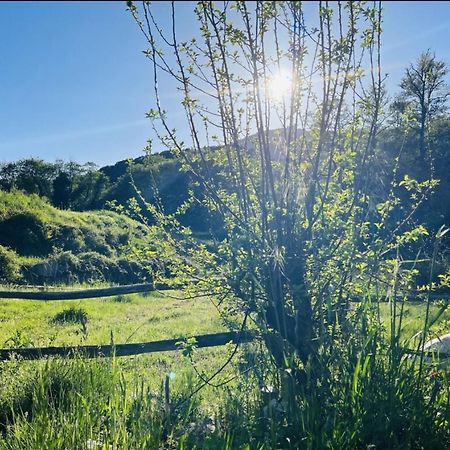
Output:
[{"left": 423, "top": 333, "right": 450, "bottom": 365}]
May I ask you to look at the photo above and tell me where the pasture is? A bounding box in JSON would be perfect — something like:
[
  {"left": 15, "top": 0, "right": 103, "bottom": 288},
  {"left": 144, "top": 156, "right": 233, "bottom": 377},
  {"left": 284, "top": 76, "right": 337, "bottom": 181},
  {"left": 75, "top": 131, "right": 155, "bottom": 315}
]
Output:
[
  {"left": 0, "top": 290, "right": 449, "bottom": 449},
  {"left": 0, "top": 290, "right": 239, "bottom": 384},
  {"left": 0, "top": 290, "right": 265, "bottom": 449}
]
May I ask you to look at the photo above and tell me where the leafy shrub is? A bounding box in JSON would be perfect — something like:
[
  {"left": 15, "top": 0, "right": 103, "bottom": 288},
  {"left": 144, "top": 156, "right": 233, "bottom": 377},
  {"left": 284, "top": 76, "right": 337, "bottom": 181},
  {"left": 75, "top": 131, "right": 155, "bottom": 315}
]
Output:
[
  {"left": 0, "top": 213, "right": 51, "bottom": 256},
  {"left": 0, "top": 245, "right": 21, "bottom": 282}
]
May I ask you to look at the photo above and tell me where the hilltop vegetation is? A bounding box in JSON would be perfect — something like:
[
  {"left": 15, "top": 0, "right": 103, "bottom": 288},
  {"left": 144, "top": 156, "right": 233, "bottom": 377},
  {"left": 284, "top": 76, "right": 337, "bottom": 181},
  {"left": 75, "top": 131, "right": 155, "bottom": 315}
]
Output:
[
  {"left": 0, "top": 152, "right": 211, "bottom": 232},
  {"left": 3, "top": 108, "right": 450, "bottom": 288},
  {"left": 0, "top": 190, "right": 153, "bottom": 285}
]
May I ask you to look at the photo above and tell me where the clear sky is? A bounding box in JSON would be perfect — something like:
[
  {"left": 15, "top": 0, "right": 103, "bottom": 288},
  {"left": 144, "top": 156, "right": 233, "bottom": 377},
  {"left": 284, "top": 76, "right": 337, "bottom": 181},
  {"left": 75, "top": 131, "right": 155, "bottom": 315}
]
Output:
[{"left": 1, "top": 1, "right": 450, "bottom": 167}]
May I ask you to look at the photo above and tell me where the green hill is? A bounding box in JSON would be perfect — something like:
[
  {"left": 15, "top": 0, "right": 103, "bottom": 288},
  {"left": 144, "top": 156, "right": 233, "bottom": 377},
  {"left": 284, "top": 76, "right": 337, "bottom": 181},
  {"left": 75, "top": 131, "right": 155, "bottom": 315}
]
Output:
[{"left": 0, "top": 190, "right": 153, "bottom": 285}]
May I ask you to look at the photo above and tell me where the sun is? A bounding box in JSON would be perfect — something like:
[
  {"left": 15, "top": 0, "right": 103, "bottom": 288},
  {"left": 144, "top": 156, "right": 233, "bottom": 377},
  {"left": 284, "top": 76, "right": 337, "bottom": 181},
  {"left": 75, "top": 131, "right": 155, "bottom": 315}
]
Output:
[{"left": 266, "top": 69, "right": 293, "bottom": 102}]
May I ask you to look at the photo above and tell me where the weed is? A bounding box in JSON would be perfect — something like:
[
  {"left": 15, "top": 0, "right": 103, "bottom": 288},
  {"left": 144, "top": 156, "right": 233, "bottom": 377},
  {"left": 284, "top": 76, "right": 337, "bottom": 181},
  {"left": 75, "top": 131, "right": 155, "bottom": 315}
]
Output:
[
  {"left": 112, "top": 294, "right": 132, "bottom": 303},
  {"left": 51, "top": 307, "right": 88, "bottom": 326},
  {"left": 51, "top": 307, "right": 88, "bottom": 337}
]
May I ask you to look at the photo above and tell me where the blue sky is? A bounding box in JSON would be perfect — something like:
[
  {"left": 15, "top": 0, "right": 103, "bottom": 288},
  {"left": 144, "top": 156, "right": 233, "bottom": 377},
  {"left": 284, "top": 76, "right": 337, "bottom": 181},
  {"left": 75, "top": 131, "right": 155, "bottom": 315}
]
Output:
[{"left": 1, "top": 1, "right": 450, "bottom": 167}]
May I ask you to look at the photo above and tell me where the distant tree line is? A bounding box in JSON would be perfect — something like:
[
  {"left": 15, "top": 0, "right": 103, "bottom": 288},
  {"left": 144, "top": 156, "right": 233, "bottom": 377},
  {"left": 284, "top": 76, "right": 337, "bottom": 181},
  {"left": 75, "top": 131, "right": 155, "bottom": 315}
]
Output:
[
  {"left": 0, "top": 159, "right": 109, "bottom": 210},
  {"left": 0, "top": 151, "right": 211, "bottom": 231}
]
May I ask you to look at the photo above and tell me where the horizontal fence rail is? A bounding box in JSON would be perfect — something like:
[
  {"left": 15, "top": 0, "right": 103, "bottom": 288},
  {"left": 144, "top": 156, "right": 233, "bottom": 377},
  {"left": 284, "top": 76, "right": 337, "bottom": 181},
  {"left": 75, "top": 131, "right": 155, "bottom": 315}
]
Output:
[
  {"left": 0, "top": 331, "right": 255, "bottom": 361},
  {"left": 0, "top": 283, "right": 154, "bottom": 301},
  {"left": 404, "top": 348, "right": 450, "bottom": 359},
  {"left": 0, "top": 331, "right": 448, "bottom": 362},
  {"left": 1, "top": 284, "right": 449, "bottom": 302}
]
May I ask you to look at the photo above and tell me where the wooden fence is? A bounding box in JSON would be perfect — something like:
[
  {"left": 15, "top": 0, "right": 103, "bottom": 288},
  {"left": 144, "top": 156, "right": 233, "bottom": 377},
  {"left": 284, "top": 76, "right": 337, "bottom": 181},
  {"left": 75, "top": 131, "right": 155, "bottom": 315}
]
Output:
[
  {"left": 0, "top": 284, "right": 256, "bottom": 361},
  {"left": 0, "top": 283, "right": 153, "bottom": 301},
  {"left": 2, "top": 334, "right": 449, "bottom": 361},
  {"left": 0, "top": 331, "right": 255, "bottom": 361},
  {"left": 1, "top": 283, "right": 449, "bottom": 302},
  {"left": 0, "top": 284, "right": 449, "bottom": 362}
]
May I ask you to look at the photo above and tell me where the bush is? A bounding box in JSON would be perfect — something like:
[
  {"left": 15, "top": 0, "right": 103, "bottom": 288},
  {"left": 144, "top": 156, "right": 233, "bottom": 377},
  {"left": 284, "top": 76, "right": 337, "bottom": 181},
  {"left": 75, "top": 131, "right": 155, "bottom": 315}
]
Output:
[
  {"left": 22, "top": 251, "right": 80, "bottom": 285},
  {"left": 80, "top": 228, "right": 113, "bottom": 256},
  {"left": 52, "top": 225, "right": 86, "bottom": 254},
  {"left": 77, "top": 251, "right": 116, "bottom": 282},
  {"left": 22, "top": 251, "right": 152, "bottom": 285},
  {"left": 0, "top": 245, "right": 21, "bottom": 282},
  {"left": 0, "top": 213, "right": 51, "bottom": 257}
]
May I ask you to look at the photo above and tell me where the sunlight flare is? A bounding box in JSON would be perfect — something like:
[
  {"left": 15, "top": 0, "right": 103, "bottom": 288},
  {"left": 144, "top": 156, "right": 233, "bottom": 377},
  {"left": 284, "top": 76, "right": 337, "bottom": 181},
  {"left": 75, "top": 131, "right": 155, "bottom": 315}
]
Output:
[{"left": 266, "top": 69, "right": 293, "bottom": 102}]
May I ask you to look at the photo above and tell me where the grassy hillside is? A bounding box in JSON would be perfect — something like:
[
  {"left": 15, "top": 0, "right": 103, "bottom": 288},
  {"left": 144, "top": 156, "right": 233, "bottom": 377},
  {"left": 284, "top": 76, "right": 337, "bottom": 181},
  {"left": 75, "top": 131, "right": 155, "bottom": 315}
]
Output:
[{"left": 0, "top": 190, "right": 153, "bottom": 285}]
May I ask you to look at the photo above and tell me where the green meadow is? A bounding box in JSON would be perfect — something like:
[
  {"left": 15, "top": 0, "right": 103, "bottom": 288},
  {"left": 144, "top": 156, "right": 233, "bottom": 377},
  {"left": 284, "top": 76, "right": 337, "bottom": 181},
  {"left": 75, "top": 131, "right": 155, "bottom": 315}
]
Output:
[
  {"left": 0, "top": 291, "right": 224, "bottom": 348},
  {"left": 0, "top": 292, "right": 449, "bottom": 449},
  {"left": 2, "top": 291, "right": 449, "bottom": 353},
  {"left": 0, "top": 290, "right": 237, "bottom": 390}
]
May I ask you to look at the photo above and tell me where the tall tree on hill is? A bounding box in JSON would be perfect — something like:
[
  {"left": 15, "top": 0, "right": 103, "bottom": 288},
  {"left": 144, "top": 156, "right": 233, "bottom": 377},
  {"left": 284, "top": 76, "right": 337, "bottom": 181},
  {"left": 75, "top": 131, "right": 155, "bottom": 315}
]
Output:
[
  {"left": 52, "top": 171, "right": 72, "bottom": 209},
  {"left": 398, "top": 50, "right": 449, "bottom": 162}
]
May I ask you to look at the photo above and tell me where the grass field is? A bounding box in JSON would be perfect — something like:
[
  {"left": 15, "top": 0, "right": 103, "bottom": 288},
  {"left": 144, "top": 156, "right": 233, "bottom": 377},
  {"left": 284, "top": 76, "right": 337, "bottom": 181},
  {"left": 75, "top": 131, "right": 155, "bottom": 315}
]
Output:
[
  {"left": 0, "top": 291, "right": 449, "bottom": 449},
  {"left": 1, "top": 291, "right": 449, "bottom": 365},
  {"left": 0, "top": 290, "right": 224, "bottom": 347},
  {"left": 0, "top": 290, "right": 242, "bottom": 389},
  {"left": 377, "top": 300, "right": 450, "bottom": 343},
  {"left": 0, "top": 290, "right": 263, "bottom": 449},
  {"left": 0, "top": 290, "right": 448, "bottom": 403}
]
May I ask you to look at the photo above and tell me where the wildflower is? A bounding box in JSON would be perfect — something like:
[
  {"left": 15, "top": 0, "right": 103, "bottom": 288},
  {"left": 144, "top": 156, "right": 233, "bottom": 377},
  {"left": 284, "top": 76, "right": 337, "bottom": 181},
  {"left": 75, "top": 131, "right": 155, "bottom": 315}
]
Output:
[
  {"left": 205, "top": 416, "right": 216, "bottom": 433},
  {"left": 86, "top": 439, "right": 103, "bottom": 450},
  {"left": 261, "top": 385, "right": 275, "bottom": 394}
]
